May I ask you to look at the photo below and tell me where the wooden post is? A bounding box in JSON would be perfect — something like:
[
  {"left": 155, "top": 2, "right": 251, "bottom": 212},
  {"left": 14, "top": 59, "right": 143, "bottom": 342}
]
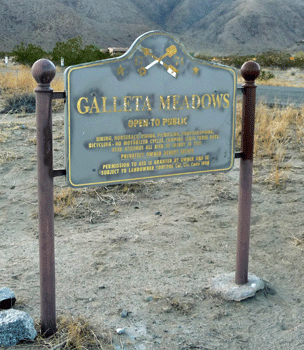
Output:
[
  {"left": 32, "top": 59, "right": 57, "bottom": 336},
  {"left": 235, "top": 61, "right": 260, "bottom": 285}
]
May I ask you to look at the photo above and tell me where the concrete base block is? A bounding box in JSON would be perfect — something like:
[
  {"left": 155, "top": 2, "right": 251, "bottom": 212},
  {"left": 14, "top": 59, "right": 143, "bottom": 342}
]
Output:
[{"left": 209, "top": 273, "right": 265, "bottom": 301}]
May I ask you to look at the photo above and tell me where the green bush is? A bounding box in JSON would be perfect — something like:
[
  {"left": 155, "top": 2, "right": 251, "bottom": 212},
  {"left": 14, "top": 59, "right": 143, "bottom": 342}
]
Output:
[
  {"left": 257, "top": 70, "right": 275, "bottom": 81},
  {"left": 220, "top": 54, "right": 255, "bottom": 68},
  {"left": 196, "top": 50, "right": 304, "bottom": 69},
  {"left": 255, "top": 50, "right": 303, "bottom": 69},
  {"left": 51, "top": 36, "right": 83, "bottom": 66},
  {"left": 195, "top": 53, "right": 213, "bottom": 62},
  {"left": 76, "top": 44, "right": 111, "bottom": 64},
  {"left": 0, "top": 52, "right": 7, "bottom": 59},
  {"left": 51, "top": 36, "right": 110, "bottom": 66},
  {"left": 11, "top": 43, "right": 48, "bottom": 66}
]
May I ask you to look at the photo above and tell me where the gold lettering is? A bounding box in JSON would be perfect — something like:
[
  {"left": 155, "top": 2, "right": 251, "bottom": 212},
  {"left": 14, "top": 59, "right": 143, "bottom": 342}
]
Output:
[
  {"left": 142, "top": 96, "right": 152, "bottom": 111},
  {"left": 112, "top": 147, "right": 122, "bottom": 152},
  {"left": 163, "top": 118, "right": 188, "bottom": 126},
  {"left": 159, "top": 95, "right": 171, "bottom": 110},
  {"left": 181, "top": 96, "right": 190, "bottom": 110},
  {"left": 201, "top": 94, "right": 211, "bottom": 109},
  {"left": 89, "top": 142, "right": 112, "bottom": 148},
  {"left": 89, "top": 96, "right": 100, "bottom": 114},
  {"left": 128, "top": 119, "right": 149, "bottom": 128},
  {"left": 96, "top": 136, "right": 113, "bottom": 141},
  {"left": 99, "top": 169, "right": 120, "bottom": 175},
  {"left": 123, "top": 96, "right": 132, "bottom": 112},
  {"left": 192, "top": 95, "right": 200, "bottom": 109},
  {"left": 223, "top": 94, "right": 230, "bottom": 108},
  {"left": 146, "top": 151, "right": 162, "bottom": 157},
  {"left": 180, "top": 149, "right": 194, "bottom": 154},
  {"left": 211, "top": 94, "right": 223, "bottom": 108},
  {"left": 173, "top": 95, "right": 180, "bottom": 110},
  {"left": 102, "top": 97, "right": 112, "bottom": 113},
  {"left": 102, "top": 162, "right": 130, "bottom": 169},
  {"left": 77, "top": 97, "right": 90, "bottom": 114},
  {"left": 113, "top": 97, "right": 122, "bottom": 112},
  {"left": 132, "top": 96, "right": 143, "bottom": 111},
  {"left": 121, "top": 153, "right": 145, "bottom": 159}
]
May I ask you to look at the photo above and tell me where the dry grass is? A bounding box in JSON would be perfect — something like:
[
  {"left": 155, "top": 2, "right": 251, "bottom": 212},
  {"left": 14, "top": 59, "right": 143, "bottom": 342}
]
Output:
[
  {"left": 0, "top": 66, "right": 64, "bottom": 112},
  {"left": 236, "top": 102, "right": 304, "bottom": 188},
  {"left": 52, "top": 182, "right": 154, "bottom": 221},
  {"left": 289, "top": 234, "right": 304, "bottom": 249},
  {"left": 54, "top": 187, "right": 80, "bottom": 217},
  {"left": 168, "top": 297, "right": 194, "bottom": 315},
  {"left": 15, "top": 316, "right": 113, "bottom": 349},
  {"left": 49, "top": 316, "right": 113, "bottom": 350},
  {"left": 0, "top": 150, "right": 21, "bottom": 164},
  {"left": 256, "top": 79, "right": 304, "bottom": 87},
  {"left": 0, "top": 67, "right": 63, "bottom": 94}
]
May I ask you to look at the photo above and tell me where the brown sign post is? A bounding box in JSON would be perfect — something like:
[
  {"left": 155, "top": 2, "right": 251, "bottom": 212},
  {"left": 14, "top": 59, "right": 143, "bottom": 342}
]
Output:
[
  {"left": 32, "top": 59, "right": 57, "bottom": 336},
  {"left": 235, "top": 61, "right": 261, "bottom": 285},
  {"left": 32, "top": 52, "right": 260, "bottom": 334}
]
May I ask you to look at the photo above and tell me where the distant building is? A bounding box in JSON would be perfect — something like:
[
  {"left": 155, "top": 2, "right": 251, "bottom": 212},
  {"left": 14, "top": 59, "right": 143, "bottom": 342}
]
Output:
[{"left": 107, "top": 47, "right": 128, "bottom": 55}]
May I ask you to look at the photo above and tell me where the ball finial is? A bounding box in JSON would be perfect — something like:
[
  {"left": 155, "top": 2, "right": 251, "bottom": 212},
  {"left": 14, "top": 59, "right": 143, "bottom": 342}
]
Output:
[
  {"left": 241, "top": 61, "right": 260, "bottom": 82},
  {"left": 32, "top": 59, "right": 56, "bottom": 85}
]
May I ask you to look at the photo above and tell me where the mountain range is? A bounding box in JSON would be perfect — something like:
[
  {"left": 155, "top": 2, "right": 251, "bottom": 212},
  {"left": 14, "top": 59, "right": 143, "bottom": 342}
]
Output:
[{"left": 1, "top": 0, "right": 304, "bottom": 55}]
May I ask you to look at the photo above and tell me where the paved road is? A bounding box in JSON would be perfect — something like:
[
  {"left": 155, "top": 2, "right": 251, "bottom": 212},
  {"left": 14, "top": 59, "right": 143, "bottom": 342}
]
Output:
[{"left": 237, "top": 84, "right": 304, "bottom": 106}]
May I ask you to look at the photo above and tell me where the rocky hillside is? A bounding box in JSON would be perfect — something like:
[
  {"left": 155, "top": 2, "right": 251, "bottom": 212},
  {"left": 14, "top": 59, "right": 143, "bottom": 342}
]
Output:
[{"left": 1, "top": 0, "right": 304, "bottom": 54}]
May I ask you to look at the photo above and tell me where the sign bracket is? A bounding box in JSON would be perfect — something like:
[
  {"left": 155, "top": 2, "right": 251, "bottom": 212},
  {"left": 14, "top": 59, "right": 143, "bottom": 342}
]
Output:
[
  {"left": 237, "top": 87, "right": 246, "bottom": 95},
  {"left": 52, "top": 91, "right": 66, "bottom": 100},
  {"left": 53, "top": 169, "right": 66, "bottom": 177}
]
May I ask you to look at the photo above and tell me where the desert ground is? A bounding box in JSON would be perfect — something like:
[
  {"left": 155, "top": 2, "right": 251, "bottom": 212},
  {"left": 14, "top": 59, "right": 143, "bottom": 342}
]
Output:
[{"left": 1, "top": 67, "right": 304, "bottom": 349}]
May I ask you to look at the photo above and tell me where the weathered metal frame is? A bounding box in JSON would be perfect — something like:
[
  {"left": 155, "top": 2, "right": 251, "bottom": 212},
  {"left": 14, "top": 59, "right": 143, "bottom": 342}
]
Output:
[
  {"left": 235, "top": 61, "right": 260, "bottom": 285},
  {"left": 32, "top": 59, "right": 57, "bottom": 336},
  {"left": 32, "top": 59, "right": 259, "bottom": 336}
]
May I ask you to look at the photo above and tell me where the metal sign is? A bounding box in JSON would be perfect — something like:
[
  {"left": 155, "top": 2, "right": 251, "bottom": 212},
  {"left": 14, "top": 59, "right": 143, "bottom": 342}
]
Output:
[{"left": 64, "top": 31, "right": 237, "bottom": 187}]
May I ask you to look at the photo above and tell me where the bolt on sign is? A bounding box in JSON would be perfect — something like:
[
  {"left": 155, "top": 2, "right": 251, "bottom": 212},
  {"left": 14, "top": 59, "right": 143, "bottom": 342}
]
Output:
[{"left": 64, "top": 31, "right": 237, "bottom": 187}]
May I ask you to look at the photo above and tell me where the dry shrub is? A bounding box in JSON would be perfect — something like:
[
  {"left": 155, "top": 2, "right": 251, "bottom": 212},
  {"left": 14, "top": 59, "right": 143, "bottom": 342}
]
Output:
[
  {"left": 0, "top": 66, "right": 63, "bottom": 94},
  {"left": 0, "top": 150, "right": 21, "bottom": 164},
  {"left": 55, "top": 316, "right": 112, "bottom": 349},
  {"left": 236, "top": 102, "right": 303, "bottom": 158},
  {"left": 0, "top": 66, "right": 64, "bottom": 113},
  {"left": 50, "top": 182, "right": 155, "bottom": 222},
  {"left": 0, "top": 68, "right": 36, "bottom": 94},
  {"left": 81, "top": 182, "right": 154, "bottom": 205},
  {"left": 256, "top": 80, "right": 304, "bottom": 87},
  {"left": 265, "top": 148, "right": 291, "bottom": 189},
  {"left": 168, "top": 297, "right": 194, "bottom": 315},
  {"left": 1, "top": 92, "right": 36, "bottom": 113},
  {"left": 255, "top": 104, "right": 303, "bottom": 158},
  {"left": 289, "top": 234, "right": 304, "bottom": 248},
  {"left": 236, "top": 102, "right": 304, "bottom": 188},
  {"left": 31, "top": 316, "right": 113, "bottom": 349},
  {"left": 54, "top": 187, "right": 80, "bottom": 217}
]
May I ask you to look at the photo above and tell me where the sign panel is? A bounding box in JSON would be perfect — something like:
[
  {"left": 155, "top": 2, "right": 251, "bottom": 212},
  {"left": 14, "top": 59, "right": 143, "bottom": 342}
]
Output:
[{"left": 64, "top": 31, "right": 237, "bottom": 187}]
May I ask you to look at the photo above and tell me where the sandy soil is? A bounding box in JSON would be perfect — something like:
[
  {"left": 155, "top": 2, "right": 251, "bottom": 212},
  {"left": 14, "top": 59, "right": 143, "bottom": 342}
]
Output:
[{"left": 1, "top": 102, "right": 304, "bottom": 350}]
